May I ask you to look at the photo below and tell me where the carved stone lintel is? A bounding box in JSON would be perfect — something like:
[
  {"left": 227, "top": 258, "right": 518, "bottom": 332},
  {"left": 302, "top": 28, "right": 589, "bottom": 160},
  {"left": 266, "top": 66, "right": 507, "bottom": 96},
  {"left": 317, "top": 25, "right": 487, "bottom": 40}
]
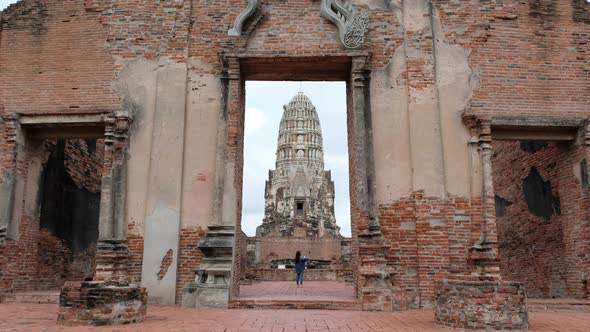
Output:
[
  {"left": 320, "top": 0, "right": 369, "bottom": 49},
  {"left": 228, "top": 0, "right": 259, "bottom": 36}
]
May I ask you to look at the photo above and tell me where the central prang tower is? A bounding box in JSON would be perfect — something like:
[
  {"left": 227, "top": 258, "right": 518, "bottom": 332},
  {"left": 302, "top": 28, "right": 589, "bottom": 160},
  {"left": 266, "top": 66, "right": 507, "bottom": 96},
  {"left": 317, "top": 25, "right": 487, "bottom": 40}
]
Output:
[{"left": 256, "top": 92, "right": 341, "bottom": 238}]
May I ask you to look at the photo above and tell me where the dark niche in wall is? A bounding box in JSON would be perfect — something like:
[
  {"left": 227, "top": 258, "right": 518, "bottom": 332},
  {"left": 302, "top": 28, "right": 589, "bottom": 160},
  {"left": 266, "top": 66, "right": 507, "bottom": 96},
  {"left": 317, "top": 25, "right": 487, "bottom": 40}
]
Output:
[
  {"left": 523, "top": 166, "right": 561, "bottom": 221},
  {"left": 39, "top": 140, "right": 101, "bottom": 254},
  {"left": 495, "top": 194, "right": 513, "bottom": 217},
  {"left": 520, "top": 141, "right": 547, "bottom": 153},
  {"left": 581, "top": 159, "right": 589, "bottom": 189}
]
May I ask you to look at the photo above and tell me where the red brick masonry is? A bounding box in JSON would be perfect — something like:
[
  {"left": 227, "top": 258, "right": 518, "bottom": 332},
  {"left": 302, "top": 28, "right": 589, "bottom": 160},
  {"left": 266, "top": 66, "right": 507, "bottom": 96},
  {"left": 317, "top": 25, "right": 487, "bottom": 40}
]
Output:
[
  {"left": 435, "top": 275, "right": 528, "bottom": 330},
  {"left": 57, "top": 279, "right": 147, "bottom": 326}
]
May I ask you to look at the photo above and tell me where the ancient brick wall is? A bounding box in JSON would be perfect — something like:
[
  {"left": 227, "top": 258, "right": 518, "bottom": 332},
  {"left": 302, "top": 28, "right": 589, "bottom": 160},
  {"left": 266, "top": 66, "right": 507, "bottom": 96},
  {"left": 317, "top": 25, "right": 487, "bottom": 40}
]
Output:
[
  {"left": 0, "top": 0, "right": 119, "bottom": 115},
  {"left": 255, "top": 237, "right": 345, "bottom": 264},
  {"left": 1, "top": 0, "right": 588, "bottom": 309},
  {"left": 464, "top": 0, "right": 590, "bottom": 118},
  {"left": 0, "top": 138, "right": 104, "bottom": 293},
  {"left": 175, "top": 227, "right": 205, "bottom": 304},
  {"left": 58, "top": 280, "right": 147, "bottom": 326},
  {"left": 492, "top": 139, "right": 590, "bottom": 299}
]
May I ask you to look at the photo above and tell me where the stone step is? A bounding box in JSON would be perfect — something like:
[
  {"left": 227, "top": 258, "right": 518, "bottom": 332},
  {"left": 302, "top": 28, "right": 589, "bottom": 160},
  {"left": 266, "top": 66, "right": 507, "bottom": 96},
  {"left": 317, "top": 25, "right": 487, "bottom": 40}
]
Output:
[
  {"left": 528, "top": 298, "right": 590, "bottom": 313},
  {"left": 3, "top": 291, "right": 60, "bottom": 304},
  {"left": 229, "top": 299, "right": 362, "bottom": 310}
]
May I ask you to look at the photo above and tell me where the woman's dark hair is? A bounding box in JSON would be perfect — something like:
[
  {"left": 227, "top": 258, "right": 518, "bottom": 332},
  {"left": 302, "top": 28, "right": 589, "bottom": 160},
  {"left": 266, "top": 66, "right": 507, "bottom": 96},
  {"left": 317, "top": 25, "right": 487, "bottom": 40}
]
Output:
[{"left": 295, "top": 251, "right": 301, "bottom": 263}]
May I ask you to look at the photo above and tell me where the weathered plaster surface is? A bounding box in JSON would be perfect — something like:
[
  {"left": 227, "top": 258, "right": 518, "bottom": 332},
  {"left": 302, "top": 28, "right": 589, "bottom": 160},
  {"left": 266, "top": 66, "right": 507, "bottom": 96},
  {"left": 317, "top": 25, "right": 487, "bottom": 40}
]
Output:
[
  {"left": 431, "top": 5, "right": 475, "bottom": 198},
  {"left": 115, "top": 58, "right": 189, "bottom": 304},
  {"left": 181, "top": 59, "right": 223, "bottom": 230},
  {"left": 113, "top": 58, "right": 160, "bottom": 238},
  {"left": 371, "top": 47, "right": 412, "bottom": 202},
  {"left": 0, "top": 171, "right": 15, "bottom": 233},
  {"left": 141, "top": 203, "right": 180, "bottom": 304},
  {"left": 404, "top": 0, "right": 446, "bottom": 198},
  {"left": 372, "top": 0, "right": 477, "bottom": 202}
]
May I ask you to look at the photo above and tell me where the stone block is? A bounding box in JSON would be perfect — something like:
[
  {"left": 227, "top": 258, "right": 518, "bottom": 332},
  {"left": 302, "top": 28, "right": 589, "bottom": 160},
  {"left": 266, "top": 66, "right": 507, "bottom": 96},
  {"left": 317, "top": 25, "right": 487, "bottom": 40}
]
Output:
[
  {"left": 434, "top": 275, "right": 528, "bottom": 330},
  {"left": 57, "top": 280, "right": 147, "bottom": 326}
]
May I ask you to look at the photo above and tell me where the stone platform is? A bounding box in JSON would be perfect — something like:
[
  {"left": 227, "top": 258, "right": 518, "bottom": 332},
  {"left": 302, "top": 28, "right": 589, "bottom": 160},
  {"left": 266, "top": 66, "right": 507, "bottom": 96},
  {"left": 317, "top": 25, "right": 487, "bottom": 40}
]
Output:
[
  {"left": 57, "top": 280, "right": 147, "bottom": 326},
  {"left": 528, "top": 298, "right": 590, "bottom": 313},
  {"left": 435, "top": 275, "right": 528, "bottom": 330},
  {"left": 2, "top": 290, "right": 60, "bottom": 304},
  {"left": 232, "top": 281, "right": 359, "bottom": 310}
]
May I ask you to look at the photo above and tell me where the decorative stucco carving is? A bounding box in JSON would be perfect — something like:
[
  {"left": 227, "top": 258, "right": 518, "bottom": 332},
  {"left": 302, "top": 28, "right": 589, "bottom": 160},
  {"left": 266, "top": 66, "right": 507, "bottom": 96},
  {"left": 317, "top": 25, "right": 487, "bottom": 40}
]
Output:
[
  {"left": 228, "top": 0, "right": 259, "bottom": 36},
  {"left": 320, "top": 0, "right": 369, "bottom": 49}
]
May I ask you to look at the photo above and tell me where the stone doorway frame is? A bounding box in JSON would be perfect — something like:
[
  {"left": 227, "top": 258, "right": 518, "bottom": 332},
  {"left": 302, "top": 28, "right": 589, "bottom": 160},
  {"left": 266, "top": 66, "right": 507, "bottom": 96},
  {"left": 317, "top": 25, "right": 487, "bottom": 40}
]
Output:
[
  {"left": 207, "top": 52, "right": 385, "bottom": 305},
  {"left": 464, "top": 114, "right": 590, "bottom": 297},
  {"left": 0, "top": 111, "right": 132, "bottom": 281}
]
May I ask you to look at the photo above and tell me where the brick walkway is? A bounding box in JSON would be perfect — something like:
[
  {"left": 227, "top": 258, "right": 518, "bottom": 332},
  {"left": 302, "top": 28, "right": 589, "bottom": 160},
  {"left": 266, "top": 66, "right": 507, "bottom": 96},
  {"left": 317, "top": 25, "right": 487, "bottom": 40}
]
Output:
[
  {"left": 1, "top": 303, "right": 590, "bottom": 332},
  {"left": 238, "top": 281, "right": 355, "bottom": 301}
]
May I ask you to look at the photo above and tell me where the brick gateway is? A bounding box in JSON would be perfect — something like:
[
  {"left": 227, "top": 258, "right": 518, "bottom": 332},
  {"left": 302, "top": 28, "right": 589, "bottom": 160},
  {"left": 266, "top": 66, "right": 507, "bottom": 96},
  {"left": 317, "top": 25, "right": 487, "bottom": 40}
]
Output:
[{"left": 1, "top": 0, "right": 589, "bottom": 329}]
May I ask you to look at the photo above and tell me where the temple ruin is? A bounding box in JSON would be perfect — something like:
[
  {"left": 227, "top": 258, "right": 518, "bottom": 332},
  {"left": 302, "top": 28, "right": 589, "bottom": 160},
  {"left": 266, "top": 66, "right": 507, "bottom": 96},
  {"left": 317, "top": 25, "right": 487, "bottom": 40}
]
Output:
[
  {"left": 244, "top": 92, "right": 351, "bottom": 282},
  {"left": 1, "top": 0, "right": 589, "bottom": 329}
]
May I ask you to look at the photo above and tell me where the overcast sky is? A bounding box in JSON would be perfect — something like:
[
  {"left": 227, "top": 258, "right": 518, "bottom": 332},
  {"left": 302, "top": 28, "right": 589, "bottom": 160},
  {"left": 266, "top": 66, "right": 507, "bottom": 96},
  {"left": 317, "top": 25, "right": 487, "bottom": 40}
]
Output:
[
  {"left": 0, "top": 0, "right": 16, "bottom": 11},
  {"left": 244, "top": 81, "right": 351, "bottom": 237}
]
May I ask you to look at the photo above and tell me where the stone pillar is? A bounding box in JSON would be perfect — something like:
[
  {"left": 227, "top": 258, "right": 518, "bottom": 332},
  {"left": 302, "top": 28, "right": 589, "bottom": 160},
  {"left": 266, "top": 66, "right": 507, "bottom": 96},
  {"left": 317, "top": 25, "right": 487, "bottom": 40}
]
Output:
[
  {"left": 467, "top": 119, "right": 500, "bottom": 275},
  {"left": 183, "top": 56, "right": 239, "bottom": 308},
  {"left": 583, "top": 122, "right": 590, "bottom": 300},
  {"left": 434, "top": 116, "right": 528, "bottom": 330},
  {"left": 95, "top": 111, "right": 132, "bottom": 280},
  {"left": 350, "top": 56, "right": 380, "bottom": 235},
  {"left": 0, "top": 114, "right": 19, "bottom": 242},
  {"left": 350, "top": 56, "right": 403, "bottom": 311}
]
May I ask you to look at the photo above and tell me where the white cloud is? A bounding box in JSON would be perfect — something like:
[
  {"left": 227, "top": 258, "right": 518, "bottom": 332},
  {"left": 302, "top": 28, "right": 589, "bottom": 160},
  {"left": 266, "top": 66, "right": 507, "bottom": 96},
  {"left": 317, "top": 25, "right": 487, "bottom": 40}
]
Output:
[{"left": 244, "top": 107, "right": 267, "bottom": 138}]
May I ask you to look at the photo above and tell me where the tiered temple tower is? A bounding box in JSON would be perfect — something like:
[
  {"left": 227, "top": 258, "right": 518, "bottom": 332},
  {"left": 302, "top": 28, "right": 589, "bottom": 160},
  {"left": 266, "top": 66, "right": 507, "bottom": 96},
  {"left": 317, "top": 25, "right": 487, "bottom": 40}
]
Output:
[{"left": 256, "top": 92, "right": 341, "bottom": 239}]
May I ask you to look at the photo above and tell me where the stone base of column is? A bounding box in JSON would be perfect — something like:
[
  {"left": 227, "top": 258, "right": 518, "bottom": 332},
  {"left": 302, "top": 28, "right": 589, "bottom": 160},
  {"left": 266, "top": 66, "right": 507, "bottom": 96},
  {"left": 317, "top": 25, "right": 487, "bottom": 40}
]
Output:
[
  {"left": 182, "top": 225, "right": 234, "bottom": 309},
  {"left": 359, "top": 237, "right": 410, "bottom": 311},
  {"left": 57, "top": 279, "right": 147, "bottom": 326},
  {"left": 95, "top": 240, "right": 129, "bottom": 280},
  {"left": 434, "top": 275, "right": 528, "bottom": 330}
]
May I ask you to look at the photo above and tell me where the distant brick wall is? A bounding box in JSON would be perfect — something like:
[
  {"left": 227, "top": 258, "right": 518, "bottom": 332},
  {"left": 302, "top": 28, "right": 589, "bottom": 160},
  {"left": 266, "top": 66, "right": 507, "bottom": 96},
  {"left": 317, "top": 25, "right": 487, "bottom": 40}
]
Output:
[
  {"left": 255, "top": 237, "right": 344, "bottom": 264},
  {"left": 493, "top": 140, "right": 590, "bottom": 299},
  {"left": 251, "top": 268, "right": 352, "bottom": 282}
]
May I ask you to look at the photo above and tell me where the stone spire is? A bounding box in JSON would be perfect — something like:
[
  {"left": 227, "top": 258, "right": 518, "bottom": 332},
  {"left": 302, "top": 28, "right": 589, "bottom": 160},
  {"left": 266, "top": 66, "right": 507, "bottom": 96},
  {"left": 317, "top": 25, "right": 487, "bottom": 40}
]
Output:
[{"left": 257, "top": 92, "right": 340, "bottom": 238}]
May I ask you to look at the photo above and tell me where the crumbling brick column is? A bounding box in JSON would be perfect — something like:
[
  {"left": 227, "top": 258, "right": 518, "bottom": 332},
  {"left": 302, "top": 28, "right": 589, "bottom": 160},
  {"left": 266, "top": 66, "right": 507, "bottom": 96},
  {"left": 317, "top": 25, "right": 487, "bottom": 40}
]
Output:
[
  {"left": 183, "top": 56, "right": 240, "bottom": 308},
  {"left": 57, "top": 279, "right": 147, "bottom": 326},
  {"left": 435, "top": 117, "right": 528, "bottom": 330},
  {"left": 0, "top": 114, "right": 20, "bottom": 242},
  {"left": 58, "top": 112, "right": 145, "bottom": 326},
  {"left": 349, "top": 56, "right": 403, "bottom": 311},
  {"left": 95, "top": 112, "right": 132, "bottom": 280}
]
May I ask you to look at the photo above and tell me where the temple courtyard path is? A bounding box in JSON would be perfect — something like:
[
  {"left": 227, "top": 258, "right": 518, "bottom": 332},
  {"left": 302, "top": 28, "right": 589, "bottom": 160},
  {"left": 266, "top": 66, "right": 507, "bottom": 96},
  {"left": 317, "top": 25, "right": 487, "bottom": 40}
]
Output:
[{"left": 1, "top": 302, "right": 590, "bottom": 332}]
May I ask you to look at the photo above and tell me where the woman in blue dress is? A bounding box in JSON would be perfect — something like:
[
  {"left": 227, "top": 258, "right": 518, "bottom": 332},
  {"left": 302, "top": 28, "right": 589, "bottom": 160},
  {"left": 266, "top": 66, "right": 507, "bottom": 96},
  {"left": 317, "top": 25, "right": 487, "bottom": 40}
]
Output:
[{"left": 294, "top": 251, "right": 309, "bottom": 288}]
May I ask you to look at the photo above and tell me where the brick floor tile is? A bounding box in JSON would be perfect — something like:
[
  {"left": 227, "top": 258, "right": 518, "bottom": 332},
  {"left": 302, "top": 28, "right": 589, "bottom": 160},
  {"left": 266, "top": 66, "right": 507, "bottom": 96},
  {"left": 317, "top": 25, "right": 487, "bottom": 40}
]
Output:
[{"left": 0, "top": 303, "right": 589, "bottom": 331}]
